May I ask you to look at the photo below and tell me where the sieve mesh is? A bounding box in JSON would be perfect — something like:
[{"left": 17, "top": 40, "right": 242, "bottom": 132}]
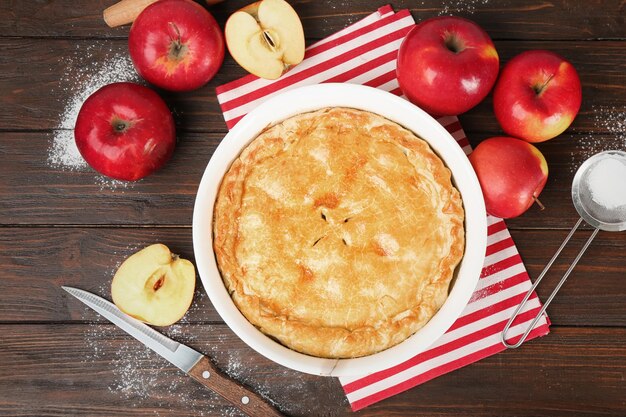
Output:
[{"left": 572, "top": 150, "right": 626, "bottom": 231}]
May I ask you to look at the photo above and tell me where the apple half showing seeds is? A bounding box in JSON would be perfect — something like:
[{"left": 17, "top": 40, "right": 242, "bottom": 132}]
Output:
[
  {"left": 226, "top": 0, "right": 305, "bottom": 80},
  {"left": 112, "top": 244, "right": 196, "bottom": 326}
]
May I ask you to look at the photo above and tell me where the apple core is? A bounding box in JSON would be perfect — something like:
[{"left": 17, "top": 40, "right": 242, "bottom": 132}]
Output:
[
  {"left": 111, "top": 117, "right": 134, "bottom": 134},
  {"left": 443, "top": 33, "right": 465, "bottom": 54}
]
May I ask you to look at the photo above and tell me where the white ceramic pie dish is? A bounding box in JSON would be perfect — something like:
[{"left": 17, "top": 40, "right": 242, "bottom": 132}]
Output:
[{"left": 193, "top": 83, "right": 487, "bottom": 377}]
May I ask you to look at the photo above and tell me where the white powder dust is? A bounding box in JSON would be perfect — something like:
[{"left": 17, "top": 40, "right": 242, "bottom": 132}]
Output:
[
  {"left": 438, "top": 0, "right": 490, "bottom": 15},
  {"left": 80, "top": 247, "right": 210, "bottom": 415},
  {"left": 572, "top": 106, "right": 626, "bottom": 170},
  {"left": 81, "top": 294, "right": 213, "bottom": 415},
  {"left": 216, "top": 346, "right": 312, "bottom": 415},
  {"left": 95, "top": 175, "right": 134, "bottom": 191},
  {"left": 47, "top": 129, "right": 86, "bottom": 171},
  {"left": 47, "top": 43, "right": 141, "bottom": 189}
]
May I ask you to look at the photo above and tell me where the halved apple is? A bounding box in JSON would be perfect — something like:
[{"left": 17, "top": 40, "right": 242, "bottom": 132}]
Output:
[
  {"left": 225, "top": 0, "right": 305, "bottom": 79},
  {"left": 111, "top": 244, "right": 195, "bottom": 326}
]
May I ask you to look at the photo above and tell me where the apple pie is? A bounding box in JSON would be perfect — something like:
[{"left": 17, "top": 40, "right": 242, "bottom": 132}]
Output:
[{"left": 213, "top": 107, "right": 465, "bottom": 358}]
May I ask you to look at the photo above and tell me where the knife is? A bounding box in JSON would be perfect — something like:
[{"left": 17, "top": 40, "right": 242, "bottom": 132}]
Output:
[{"left": 62, "top": 286, "right": 284, "bottom": 417}]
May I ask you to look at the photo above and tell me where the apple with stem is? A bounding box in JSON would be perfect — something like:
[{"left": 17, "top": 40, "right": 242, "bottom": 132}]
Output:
[
  {"left": 74, "top": 82, "right": 176, "bottom": 181},
  {"left": 112, "top": 244, "right": 196, "bottom": 326},
  {"left": 493, "top": 50, "right": 582, "bottom": 143},
  {"left": 225, "top": 0, "right": 305, "bottom": 80},
  {"left": 469, "top": 136, "right": 549, "bottom": 219},
  {"left": 397, "top": 16, "right": 499, "bottom": 116},
  {"left": 129, "top": 0, "right": 224, "bottom": 92}
]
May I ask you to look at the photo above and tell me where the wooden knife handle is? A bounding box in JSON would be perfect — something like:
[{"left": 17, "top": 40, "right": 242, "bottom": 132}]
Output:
[{"left": 189, "top": 356, "right": 285, "bottom": 417}]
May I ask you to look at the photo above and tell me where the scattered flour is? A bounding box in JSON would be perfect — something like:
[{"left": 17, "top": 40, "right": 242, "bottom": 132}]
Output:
[
  {"left": 78, "top": 248, "right": 257, "bottom": 417},
  {"left": 80, "top": 280, "right": 334, "bottom": 416},
  {"left": 572, "top": 106, "right": 626, "bottom": 172},
  {"left": 47, "top": 129, "right": 86, "bottom": 170},
  {"left": 47, "top": 43, "right": 141, "bottom": 189},
  {"left": 81, "top": 292, "right": 216, "bottom": 415},
  {"left": 438, "top": 0, "right": 490, "bottom": 15},
  {"left": 95, "top": 175, "right": 135, "bottom": 191},
  {"left": 80, "top": 245, "right": 206, "bottom": 414}
]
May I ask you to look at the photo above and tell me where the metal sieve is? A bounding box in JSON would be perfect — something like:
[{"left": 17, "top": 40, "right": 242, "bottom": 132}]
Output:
[{"left": 502, "top": 150, "right": 626, "bottom": 348}]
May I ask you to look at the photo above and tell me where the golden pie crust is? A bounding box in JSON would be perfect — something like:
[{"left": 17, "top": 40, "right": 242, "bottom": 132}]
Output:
[{"left": 213, "top": 107, "right": 465, "bottom": 358}]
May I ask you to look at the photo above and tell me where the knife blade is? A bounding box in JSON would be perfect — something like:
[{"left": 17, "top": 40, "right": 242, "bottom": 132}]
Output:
[{"left": 63, "top": 286, "right": 284, "bottom": 417}]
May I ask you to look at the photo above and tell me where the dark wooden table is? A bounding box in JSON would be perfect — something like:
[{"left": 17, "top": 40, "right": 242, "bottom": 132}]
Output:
[{"left": 1, "top": 1, "right": 625, "bottom": 416}]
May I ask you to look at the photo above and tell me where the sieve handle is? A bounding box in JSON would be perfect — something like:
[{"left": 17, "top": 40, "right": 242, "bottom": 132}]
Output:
[{"left": 501, "top": 218, "right": 599, "bottom": 349}]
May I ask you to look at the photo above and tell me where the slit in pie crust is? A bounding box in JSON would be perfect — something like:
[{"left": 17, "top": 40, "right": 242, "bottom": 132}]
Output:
[{"left": 213, "top": 107, "right": 465, "bottom": 358}]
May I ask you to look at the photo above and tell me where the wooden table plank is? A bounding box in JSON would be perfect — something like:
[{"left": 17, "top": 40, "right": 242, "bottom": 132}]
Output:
[
  {"left": 0, "top": 324, "right": 623, "bottom": 416},
  {"left": 0, "top": 323, "right": 348, "bottom": 417},
  {"left": 510, "top": 229, "right": 626, "bottom": 327},
  {"left": 0, "top": 39, "right": 624, "bottom": 133},
  {"left": 1, "top": 1, "right": 624, "bottom": 416},
  {"left": 2, "top": 227, "right": 624, "bottom": 326},
  {"left": 0, "top": 38, "right": 230, "bottom": 133},
  {"left": 0, "top": 227, "right": 222, "bottom": 323},
  {"left": 1, "top": 131, "right": 622, "bottom": 228},
  {"left": 0, "top": 132, "right": 221, "bottom": 225},
  {"left": 1, "top": 0, "right": 625, "bottom": 41}
]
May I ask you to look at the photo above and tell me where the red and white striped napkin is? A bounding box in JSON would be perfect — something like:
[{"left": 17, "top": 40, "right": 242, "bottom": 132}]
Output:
[{"left": 216, "top": 5, "right": 550, "bottom": 411}]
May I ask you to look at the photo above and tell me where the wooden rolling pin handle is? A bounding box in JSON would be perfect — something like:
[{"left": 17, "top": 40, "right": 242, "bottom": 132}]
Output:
[
  {"left": 103, "top": 0, "right": 159, "bottom": 28},
  {"left": 103, "top": 0, "right": 224, "bottom": 28}
]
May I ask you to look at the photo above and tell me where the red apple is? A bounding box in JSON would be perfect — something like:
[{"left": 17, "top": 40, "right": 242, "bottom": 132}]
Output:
[
  {"left": 129, "top": 0, "right": 224, "bottom": 92},
  {"left": 397, "top": 16, "right": 499, "bottom": 116},
  {"left": 469, "top": 137, "right": 548, "bottom": 219},
  {"left": 74, "top": 82, "right": 176, "bottom": 181},
  {"left": 493, "top": 50, "right": 582, "bottom": 143}
]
